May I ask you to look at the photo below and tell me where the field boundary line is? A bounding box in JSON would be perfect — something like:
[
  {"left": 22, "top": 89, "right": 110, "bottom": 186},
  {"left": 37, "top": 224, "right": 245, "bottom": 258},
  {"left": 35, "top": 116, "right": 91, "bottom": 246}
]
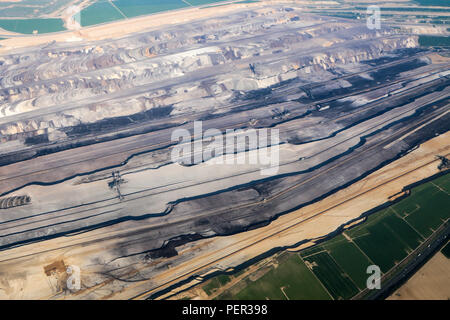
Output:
[
  {"left": 296, "top": 253, "right": 334, "bottom": 300},
  {"left": 431, "top": 182, "right": 450, "bottom": 195},
  {"left": 345, "top": 234, "right": 379, "bottom": 273},
  {"left": 182, "top": 0, "right": 194, "bottom": 7},
  {"left": 399, "top": 204, "right": 420, "bottom": 219},
  {"left": 353, "top": 219, "right": 450, "bottom": 300},
  {"left": 391, "top": 207, "right": 426, "bottom": 241},
  {"left": 299, "top": 249, "right": 327, "bottom": 259},
  {"left": 345, "top": 231, "right": 371, "bottom": 240},
  {"left": 324, "top": 250, "right": 362, "bottom": 294},
  {"left": 280, "top": 286, "right": 290, "bottom": 300},
  {"left": 382, "top": 217, "right": 418, "bottom": 254},
  {"left": 108, "top": 0, "right": 128, "bottom": 19}
]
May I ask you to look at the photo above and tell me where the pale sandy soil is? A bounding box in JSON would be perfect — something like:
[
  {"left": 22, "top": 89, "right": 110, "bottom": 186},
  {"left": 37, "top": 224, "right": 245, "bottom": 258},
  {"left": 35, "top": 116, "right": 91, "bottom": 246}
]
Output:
[
  {"left": 388, "top": 251, "right": 450, "bottom": 300},
  {"left": 0, "top": 29, "right": 22, "bottom": 36},
  {"left": 401, "top": 25, "right": 449, "bottom": 35},
  {"left": 428, "top": 53, "right": 450, "bottom": 64}
]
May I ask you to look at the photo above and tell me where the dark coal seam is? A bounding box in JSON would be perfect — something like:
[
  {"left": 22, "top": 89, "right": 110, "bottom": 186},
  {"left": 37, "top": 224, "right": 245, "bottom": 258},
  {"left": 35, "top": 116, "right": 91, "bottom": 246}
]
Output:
[
  {"left": 0, "top": 100, "right": 446, "bottom": 252},
  {"left": 2, "top": 77, "right": 446, "bottom": 199}
]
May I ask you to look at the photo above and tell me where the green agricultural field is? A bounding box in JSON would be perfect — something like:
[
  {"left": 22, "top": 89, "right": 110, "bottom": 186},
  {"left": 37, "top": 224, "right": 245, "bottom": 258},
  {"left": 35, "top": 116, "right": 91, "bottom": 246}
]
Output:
[
  {"left": 0, "top": 0, "right": 251, "bottom": 31},
  {"left": 419, "top": 36, "right": 450, "bottom": 47},
  {"left": 377, "top": 7, "right": 450, "bottom": 12},
  {"left": 80, "top": 2, "right": 125, "bottom": 27},
  {"left": 433, "top": 173, "right": 450, "bottom": 193},
  {"left": 303, "top": 251, "right": 359, "bottom": 299},
  {"left": 400, "top": 181, "right": 450, "bottom": 237},
  {"left": 346, "top": 208, "right": 423, "bottom": 272},
  {"left": 321, "top": 235, "right": 373, "bottom": 290},
  {"left": 112, "top": 0, "right": 189, "bottom": 18},
  {"left": 79, "top": 0, "right": 237, "bottom": 27},
  {"left": 203, "top": 274, "right": 231, "bottom": 295},
  {"left": 311, "top": 12, "right": 361, "bottom": 20},
  {"left": 230, "top": 254, "right": 331, "bottom": 300},
  {"left": 0, "top": 0, "right": 74, "bottom": 18},
  {"left": 391, "top": 195, "right": 418, "bottom": 218},
  {"left": 299, "top": 244, "right": 325, "bottom": 257},
  {"left": 415, "top": 0, "right": 450, "bottom": 6},
  {"left": 0, "top": 18, "right": 66, "bottom": 34},
  {"left": 188, "top": 0, "right": 227, "bottom": 5}
]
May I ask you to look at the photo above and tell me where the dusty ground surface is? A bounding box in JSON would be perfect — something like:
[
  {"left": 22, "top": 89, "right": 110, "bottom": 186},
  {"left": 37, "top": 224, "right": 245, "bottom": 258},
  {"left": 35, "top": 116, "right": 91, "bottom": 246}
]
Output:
[
  {"left": 0, "top": 2, "right": 448, "bottom": 300},
  {"left": 388, "top": 251, "right": 450, "bottom": 300}
]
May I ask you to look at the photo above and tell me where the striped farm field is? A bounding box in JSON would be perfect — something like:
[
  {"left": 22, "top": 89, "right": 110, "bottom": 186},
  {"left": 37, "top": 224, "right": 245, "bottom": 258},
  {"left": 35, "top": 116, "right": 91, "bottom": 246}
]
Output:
[{"left": 202, "top": 173, "right": 449, "bottom": 300}]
